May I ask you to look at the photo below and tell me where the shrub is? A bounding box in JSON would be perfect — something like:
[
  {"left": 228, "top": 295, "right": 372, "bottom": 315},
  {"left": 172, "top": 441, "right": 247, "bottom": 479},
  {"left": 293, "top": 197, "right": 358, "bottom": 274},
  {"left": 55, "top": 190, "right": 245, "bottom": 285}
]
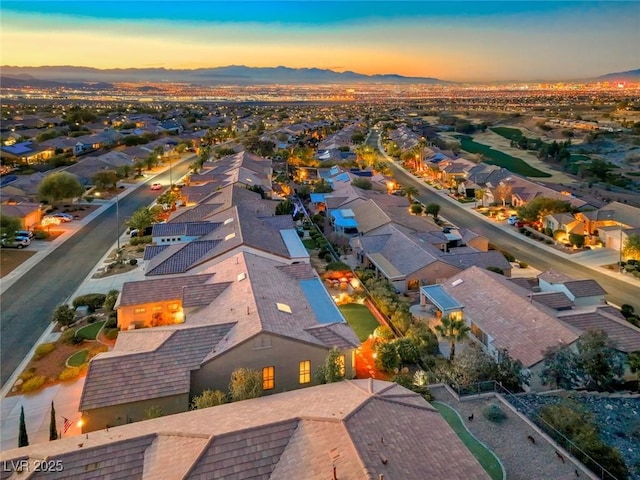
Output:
[
  {"left": 487, "top": 266, "right": 504, "bottom": 275},
  {"left": 52, "top": 304, "right": 75, "bottom": 327},
  {"left": 326, "top": 261, "right": 350, "bottom": 271},
  {"left": 60, "top": 328, "right": 78, "bottom": 344},
  {"left": 105, "top": 316, "right": 117, "bottom": 329},
  {"left": 323, "top": 253, "right": 333, "bottom": 262},
  {"left": 373, "top": 325, "right": 395, "bottom": 341},
  {"left": 34, "top": 343, "right": 56, "bottom": 360},
  {"left": 19, "top": 368, "right": 36, "bottom": 382},
  {"left": 483, "top": 403, "right": 507, "bottom": 423},
  {"left": 21, "top": 376, "right": 46, "bottom": 393},
  {"left": 500, "top": 250, "right": 516, "bottom": 262},
  {"left": 105, "top": 329, "right": 119, "bottom": 340},
  {"left": 86, "top": 315, "right": 97, "bottom": 324},
  {"left": 518, "top": 261, "right": 528, "bottom": 268},
  {"left": 410, "top": 203, "right": 423, "bottom": 215},
  {"left": 136, "top": 246, "right": 144, "bottom": 253},
  {"left": 130, "top": 235, "right": 152, "bottom": 246},
  {"left": 34, "top": 230, "right": 49, "bottom": 240},
  {"left": 104, "top": 289, "right": 119, "bottom": 311},
  {"left": 59, "top": 367, "right": 81, "bottom": 381},
  {"left": 544, "top": 227, "right": 553, "bottom": 237},
  {"left": 72, "top": 293, "right": 106, "bottom": 312},
  {"left": 129, "top": 258, "right": 138, "bottom": 266},
  {"left": 553, "top": 229, "right": 566, "bottom": 240},
  {"left": 545, "top": 239, "right": 553, "bottom": 244}
]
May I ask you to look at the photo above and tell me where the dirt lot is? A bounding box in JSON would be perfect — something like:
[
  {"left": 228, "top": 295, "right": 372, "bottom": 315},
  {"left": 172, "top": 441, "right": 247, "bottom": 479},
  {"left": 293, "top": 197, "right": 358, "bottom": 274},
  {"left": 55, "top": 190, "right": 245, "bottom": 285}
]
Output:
[{"left": 0, "top": 250, "right": 36, "bottom": 278}]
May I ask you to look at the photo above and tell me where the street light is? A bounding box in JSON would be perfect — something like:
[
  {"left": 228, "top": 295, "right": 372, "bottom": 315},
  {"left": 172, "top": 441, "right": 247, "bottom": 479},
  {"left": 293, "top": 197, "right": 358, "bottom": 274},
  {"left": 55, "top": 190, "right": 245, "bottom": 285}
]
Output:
[{"left": 115, "top": 192, "right": 120, "bottom": 250}]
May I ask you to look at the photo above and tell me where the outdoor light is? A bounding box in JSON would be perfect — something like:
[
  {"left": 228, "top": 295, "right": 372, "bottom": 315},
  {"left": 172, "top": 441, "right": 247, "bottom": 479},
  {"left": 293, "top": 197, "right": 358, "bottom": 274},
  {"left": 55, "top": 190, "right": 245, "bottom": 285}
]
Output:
[{"left": 77, "top": 419, "right": 84, "bottom": 428}]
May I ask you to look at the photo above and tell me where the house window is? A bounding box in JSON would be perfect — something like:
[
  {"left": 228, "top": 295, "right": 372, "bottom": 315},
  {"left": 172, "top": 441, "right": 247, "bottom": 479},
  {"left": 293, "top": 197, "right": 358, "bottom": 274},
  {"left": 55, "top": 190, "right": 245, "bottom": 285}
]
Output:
[
  {"left": 470, "top": 322, "right": 488, "bottom": 346},
  {"left": 168, "top": 304, "right": 179, "bottom": 312},
  {"left": 262, "top": 366, "right": 275, "bottom": 390},
  {"left": 253, "top": 336, "right": 272, "bottom": 350},
  {"left": 134, "top": 307, "right": 146, "bottom": 314},
  {"left": 299, "top": 361, "right": 311, "bottom": 384},
  {"left": 337, "top": 355, "right": 346, "bottom": 376},
  {"left": 152, "top": 306, "right": 163, "bottom": 312}
]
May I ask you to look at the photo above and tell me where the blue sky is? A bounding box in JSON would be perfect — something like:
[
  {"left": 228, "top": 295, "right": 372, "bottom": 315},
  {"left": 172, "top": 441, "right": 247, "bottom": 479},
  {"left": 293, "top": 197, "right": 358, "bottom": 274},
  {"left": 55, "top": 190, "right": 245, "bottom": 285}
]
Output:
[{"left": 1, "top": 1, "right": 638, "bottom": 81}]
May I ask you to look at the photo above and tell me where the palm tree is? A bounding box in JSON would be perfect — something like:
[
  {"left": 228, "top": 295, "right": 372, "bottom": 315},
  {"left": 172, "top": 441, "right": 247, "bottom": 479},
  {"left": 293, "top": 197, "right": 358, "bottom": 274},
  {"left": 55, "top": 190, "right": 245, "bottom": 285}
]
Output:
[
  {"left": 126, "top": 207, "right": 157, "bottom": 232},
  {"left": 475, "top": 188, "right": 487, "bottom": 207},
  {"left": 404, "top": 185, "right": 419, "bottom": 203},
  {"left": 434, "top": 315, "right": 470, "bottom": 361}
]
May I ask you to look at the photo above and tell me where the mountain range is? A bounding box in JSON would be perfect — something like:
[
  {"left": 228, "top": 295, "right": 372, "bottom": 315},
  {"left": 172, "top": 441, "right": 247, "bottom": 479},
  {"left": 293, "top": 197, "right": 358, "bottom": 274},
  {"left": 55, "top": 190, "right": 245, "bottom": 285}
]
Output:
[
  {"left": 0, "top": 65, "right": 448, "bottom": 86},
  {"left": 1, "top": 65, "right": 638, "bottom": 87}
]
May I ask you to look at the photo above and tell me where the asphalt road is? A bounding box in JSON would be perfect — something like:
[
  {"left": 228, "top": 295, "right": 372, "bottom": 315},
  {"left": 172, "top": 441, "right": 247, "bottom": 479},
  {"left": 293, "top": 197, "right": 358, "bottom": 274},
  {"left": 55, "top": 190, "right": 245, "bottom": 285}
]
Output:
[
  {"left": 0, "top": 159, "right": 194, "bottom": 386},
  {"left": 367, "top": 131, "right": 640, "bottom": 308}
]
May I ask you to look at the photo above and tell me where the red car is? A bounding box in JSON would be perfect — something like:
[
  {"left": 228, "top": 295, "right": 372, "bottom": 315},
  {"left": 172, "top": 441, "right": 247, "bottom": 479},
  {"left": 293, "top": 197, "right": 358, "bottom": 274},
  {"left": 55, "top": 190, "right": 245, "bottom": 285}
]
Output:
[
  {"left": 151, "top": 183, "right": 162, "bottom": 191},
  {"left": 515, "top": 221, "right": 529, "bottom": 228}
]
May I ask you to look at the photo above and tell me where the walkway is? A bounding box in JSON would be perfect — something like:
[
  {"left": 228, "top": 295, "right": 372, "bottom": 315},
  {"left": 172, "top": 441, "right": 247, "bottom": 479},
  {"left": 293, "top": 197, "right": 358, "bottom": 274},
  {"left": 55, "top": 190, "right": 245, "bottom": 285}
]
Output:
[{"left": 429, "top": 385, "right": 596, "bottom": 480}]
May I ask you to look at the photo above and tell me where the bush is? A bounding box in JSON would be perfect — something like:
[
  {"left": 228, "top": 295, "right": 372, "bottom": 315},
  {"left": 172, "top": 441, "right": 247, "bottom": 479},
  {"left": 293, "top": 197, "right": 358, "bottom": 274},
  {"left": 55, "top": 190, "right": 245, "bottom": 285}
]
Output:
[
  {"left": 410, "top": 203, "right": 423, "bottom": 215},
  {"left": 326, "top": 261, "right": 350, "bottom": 271},
  {"left": 60, "top": 328, "right": 78, "bottom": 345},
  {"left": 500, "top": 250, "right": 516, "bottom": 262},
  {"left": 544, "top": 227, "right": 553, "bottom": 237},
  {"left": 104, "top": 289, "right": 119, "bottom": 311},
  {"left": 105, "top": 329, "right": 119, "bottom": 340},
  {"left": 487, "top": 266, "right": 504, "bottom": 275},
  {"left": 129, "top": 258, "right": 138, "bottom": 266},
  {"left": 373, "top": 325, "right": 395, "bottom": 341},
  {"left": 34, "top": 230, "right": 49, "bottom": 240},
  {"left": 130, "top": 235, "right": 152, "bottom": 246},
  {"left": 59, "top": 367, "right": 81, "bottom": 381},
  {"left": 323, "top": 253, "right": 333, "bottom": 262},
  {"left": 545, "top": 239, "right": 553, "bottom": 244},
  {"left": 34, "top": 343, "right": 56, "bottom": 360},
  {"left": 19, "top": 368, "right": 36, "bottom": 382},
  {"left": 86, "top": 315, "right": 97, "bottom": 324},
  {"left": 518, "top": 261, "right": 528, "bottom": 268},
  {"left": 21, "top": 376, "right": 46, "bottom": 393},
  {"left": 72, "top": 293, "right": 106, "bottom": 313},
  {"left": 52, "top": 304, "right": 75, "bottom": 327},
  {"left": 483, "top": 403, "right": 507, "bottom": 423},
  {"left": 105, "top": 316, "right": 117, "bottom": 328}
]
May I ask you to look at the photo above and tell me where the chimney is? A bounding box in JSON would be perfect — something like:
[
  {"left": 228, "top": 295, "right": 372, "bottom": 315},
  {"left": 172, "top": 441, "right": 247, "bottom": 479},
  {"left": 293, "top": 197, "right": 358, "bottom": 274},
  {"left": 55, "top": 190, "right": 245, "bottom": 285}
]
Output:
[
  {"left": 379, "top": 475, "right": 384, "bottom": 480},
  {"left": 332, "top": 464, "right": 337, "bottom": 480}
]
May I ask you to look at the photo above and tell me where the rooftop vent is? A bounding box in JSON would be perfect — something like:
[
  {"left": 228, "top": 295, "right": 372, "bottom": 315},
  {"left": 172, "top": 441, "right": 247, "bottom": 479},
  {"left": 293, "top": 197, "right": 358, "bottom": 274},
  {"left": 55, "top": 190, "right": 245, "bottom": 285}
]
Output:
[
  {"left": 224, "top": 233, "right": 236, "bottom": 241},
  {"left": 237, "top": 272, "right": 246, "bottom": 282},
  {"left": 223, "top": 217, "right": 234, "bottom": 225},
  {"left": 451, "top": 279, "right": 463, "bottom": 287}
]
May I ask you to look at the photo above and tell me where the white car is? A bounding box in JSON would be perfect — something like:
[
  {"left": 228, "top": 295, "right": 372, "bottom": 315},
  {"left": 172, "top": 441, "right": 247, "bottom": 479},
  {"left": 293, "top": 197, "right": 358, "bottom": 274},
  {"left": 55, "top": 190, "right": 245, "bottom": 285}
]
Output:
[
  {"left": 1, "top": 237, "right": 31, "bottom": 249},
  {"left": 52, "top": 212, "right": 74, "bottom": 222},
  {"left": 507, "top": 215, "right": 519, "bottom": 226}
]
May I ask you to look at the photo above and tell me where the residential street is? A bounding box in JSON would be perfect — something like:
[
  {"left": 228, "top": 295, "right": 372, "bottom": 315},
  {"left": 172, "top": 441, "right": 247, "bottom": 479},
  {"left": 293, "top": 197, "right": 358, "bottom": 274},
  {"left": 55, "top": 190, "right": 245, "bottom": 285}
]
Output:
[
  {"left": 0, "top": 159, "right": 194, "bottom": 386},
  {"left": 367, "top": 130, "right": 640, "bottom": 308}
]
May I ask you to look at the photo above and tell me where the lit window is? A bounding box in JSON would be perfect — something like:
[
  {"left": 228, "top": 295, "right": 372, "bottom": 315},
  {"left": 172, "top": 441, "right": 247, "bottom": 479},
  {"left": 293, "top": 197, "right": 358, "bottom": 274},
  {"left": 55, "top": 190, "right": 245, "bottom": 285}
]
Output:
[
  {"left": 237, "top": 272, "right": 246, "bottom": 282},
  {"left": 134, "top": 307, "right": 146, "bottom": 314},
  {"left": 262, "top": 366, "right": 275, "bottom": 390},
  {"left": 152, "top": 306, "right": 163, "bottom": 312},
  {"left": 168, "top": 304, "right": 179, "bottom": 312},
  {"left": 337, "top": 355, "right": 346, "bottom": 376},
  {"left": 299, "top": 361, "right": 311, "bottom": 384}
]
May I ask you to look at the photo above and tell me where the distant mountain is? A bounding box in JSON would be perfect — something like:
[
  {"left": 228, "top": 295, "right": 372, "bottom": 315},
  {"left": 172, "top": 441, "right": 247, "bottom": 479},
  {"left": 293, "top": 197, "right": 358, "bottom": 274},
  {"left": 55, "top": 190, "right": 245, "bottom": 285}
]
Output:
[
  {"left": 594, "top": 68, "right": 640, "bottom": 81},
  {"left": 0, "top": 75, "right": 113, "bottom": 90},
  {"left": 0, "top": 65, "right": 450, "bottom": 85}
]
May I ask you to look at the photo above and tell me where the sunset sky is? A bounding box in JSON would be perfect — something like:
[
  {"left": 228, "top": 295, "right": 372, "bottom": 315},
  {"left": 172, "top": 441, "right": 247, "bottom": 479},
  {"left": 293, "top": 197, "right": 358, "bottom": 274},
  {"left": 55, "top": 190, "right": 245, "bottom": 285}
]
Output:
[{"left": 1, "top": 1, "right": 638, "bottom": 82}]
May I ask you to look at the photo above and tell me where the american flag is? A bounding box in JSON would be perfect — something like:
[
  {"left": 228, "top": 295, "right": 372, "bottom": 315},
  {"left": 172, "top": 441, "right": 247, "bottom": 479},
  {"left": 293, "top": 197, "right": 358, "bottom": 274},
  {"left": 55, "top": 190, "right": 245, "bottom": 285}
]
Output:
[{"left": 62, "top": 417, "right": 72, "bottom": 433}]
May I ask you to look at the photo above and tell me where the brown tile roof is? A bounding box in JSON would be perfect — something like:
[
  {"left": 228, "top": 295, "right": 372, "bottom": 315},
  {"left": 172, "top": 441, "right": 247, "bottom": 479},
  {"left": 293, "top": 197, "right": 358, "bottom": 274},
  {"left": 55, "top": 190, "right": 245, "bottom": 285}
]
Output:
[
  {"left": 4, "top": 381, "right": 489, "bottom": 480},
  {"left": 531, "top": 292, "right": 574, "bottom": 310},
  {"left": 559, "top": 306, "right": 640, "bottom": 353},
  {"left": 146, "top": 240, "right": 223, "bottom": 275},
  {"left": 182, "top": 282, "right": 233, "bottom": 308},
  {"left": 563, "top": 280, "right": 607, "bottom": 298},
  {"left": 305, "top": 324, "right": 362, "bottom": 350},
  {"left": 442, "top": 267, "right": 578, "bottom": 367},
  {"left": 79, "top": 323, "right": 235, "bottom": 410},
  {"left": 117, "top": 274, "right": 214, "bottom": 307},
  {"left": 507, "top": 277, "right": 539, "bottom": 291}
]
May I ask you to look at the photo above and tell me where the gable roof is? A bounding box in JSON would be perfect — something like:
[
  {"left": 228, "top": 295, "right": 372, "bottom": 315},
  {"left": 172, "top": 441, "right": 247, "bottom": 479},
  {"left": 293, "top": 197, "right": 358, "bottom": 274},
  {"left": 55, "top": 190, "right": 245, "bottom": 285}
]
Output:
[
  {"left": 563, "top": 280, "right": 607, "bottom": 298},
  {"left": 441, "top": 267, "right": 579, "bottom": 367},
  {"left": 6, "top": 380, "right": 489, "bottom": 480},
  {"left": 117, "top": 274, "right": 215, "bottom": 307}
]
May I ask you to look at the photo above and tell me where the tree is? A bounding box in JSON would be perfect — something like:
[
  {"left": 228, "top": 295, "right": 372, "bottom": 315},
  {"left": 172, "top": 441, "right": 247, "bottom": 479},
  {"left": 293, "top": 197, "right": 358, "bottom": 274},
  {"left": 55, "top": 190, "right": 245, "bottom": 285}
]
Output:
[
  {"left": 92, "top": 170, "right": 119, "bottom": 190},
  {"left": 517, "top": 197, "right": 573, "bottom": 223},
  {"left": 351, "top": 132, "right": 365, "bottom": 144},
  {"left": 18, "top": 405, "right": 29, "bottom": 447},
  {"left": 622, "top": 233, "right": 640, "bottom": 261},
  {"left": 229, "top": 368, "right": 263, "bottom": 401},
  {"left": 49, "top": 401, "right": 58, "bottom": 441},
  {"left": 541, "top": 330, "right": 625, "bottom": 391},
  {"left": 126, "top": 207, "right": 157, "bottom": 232},
  {"left": 315, "top": 348, "right": 346, "bottom": 384},
  {"left": 275, "top": 199, "right": 295, "bottom": 216},
  {"left": 493, "top": 183, "right": 512, "bottom": 207},
  {"left": 191, "top": 389, "right": 228, "bottom": 410},
  {"left": 434, "top": 315, "right": 470, "bottom": 361},
  {"left": 51, "top": 304, "right": 75, "bottom": 327},
  {"left": 352, "top": 177, "right": 372, "bottom": 190},
  {"left": 410, "top": 203, "right": 423, "bottom": 215},
  {"left": 116, "top": 164, "right": 132, "bottom": 179},
  {"left": 425, "top": 203, "right": 440, "bottom": 219},
  {"left": 313, "top": 179, "right": 333, "bottom": 193},
  {"left": 475, "top": 188, "right": 486, "bottom": 207},
  {"left": 133, "top": 160, "right": 145, "bottom": 177},
  {"left": 403, "top": 185, "right": 419, "bottom": 203},
  {"left": 38, "top": 172, "right": 84, "bottom": 204},
  {"left": 0, "top": 214, "right": 21, "bottom": 242},
  {"left": 568, "top": 233, "right": 585, "bottom": 248},
  {"left": 374, "top": 342, "right": 401, "bottom": 373}
]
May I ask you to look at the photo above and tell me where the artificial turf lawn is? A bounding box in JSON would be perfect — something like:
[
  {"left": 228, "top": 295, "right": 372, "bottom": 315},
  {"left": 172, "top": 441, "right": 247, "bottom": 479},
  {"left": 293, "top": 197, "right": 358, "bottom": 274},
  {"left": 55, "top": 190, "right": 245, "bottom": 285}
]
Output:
[
  {"left": 432, "top": 401, "right": 505, "bottom": 480},
  {"left": 338, "top": 303, "right": 379, "bottom": 342},
  {"left": 75, "top": 321, "right": 106, "bottom": 340},
  {"left": 66, "top": 349, "right": 88, "bottom": 367}
]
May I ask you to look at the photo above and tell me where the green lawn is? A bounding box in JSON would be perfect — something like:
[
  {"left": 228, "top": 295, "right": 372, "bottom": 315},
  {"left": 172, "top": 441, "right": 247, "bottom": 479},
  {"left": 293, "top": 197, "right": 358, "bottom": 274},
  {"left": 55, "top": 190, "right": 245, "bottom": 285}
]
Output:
[
  {"left": 67, "top": 349, "right": 88, "bottom": 367},
  {"left": 456, "top": 135, "right": 551, "bottom": 178},
  {"left": 490, "top": 126, "right": 524, "bottom": 141},
  {"left": 432, "top": 401, "right": 505, "bottom": 480},
  {"left": 338, "top": 303, "right": 379, "bottom": 342},
  {"left": 76, "top": 321, "right": 106, "bottom": 340},
  {"left": 302, "top": 238, "right": 318, "bottom": 249}
]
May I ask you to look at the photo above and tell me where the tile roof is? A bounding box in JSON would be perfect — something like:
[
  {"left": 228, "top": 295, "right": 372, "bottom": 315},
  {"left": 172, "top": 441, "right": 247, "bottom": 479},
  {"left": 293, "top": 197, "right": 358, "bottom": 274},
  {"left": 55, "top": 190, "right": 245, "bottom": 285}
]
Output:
[
  {"left": 531, "top": 292, "right": 574, "bottom": 310},
  {"left": 143, "top": 244, "right": 169, "bottom": 261},
  {"left": 559, "top": 306, "right": 640, "bottom": 353},
  {"left": 80, "top": 323, "right": 236, "bottom": 410},
  {"left": 438, "top": 250, "right": 512, "bottom": 272},
  {"left": 146, "top": 240, "right": 223, "bottom": 275},
  {"left": 442, "top": 267, "right": 579, "bottom": 367},
  {"left": 507, "top": 277, "right": 539, "bottom": 291},
  {"left": 152, "top": 221, "right": 221, "bottom": 238},
  {"left": 563, "top": 280, "right": 607, "bottom": 298},
  {"left": 4, "top": 381, "right": 489, "bottom": 480},
  {"left": 117, "top": 274, "right": 215, "bottom": 307}
]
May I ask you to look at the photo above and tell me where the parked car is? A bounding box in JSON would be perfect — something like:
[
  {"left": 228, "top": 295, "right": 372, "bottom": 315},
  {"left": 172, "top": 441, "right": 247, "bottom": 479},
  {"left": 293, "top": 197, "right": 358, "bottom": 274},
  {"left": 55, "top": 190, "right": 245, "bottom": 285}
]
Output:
[
  {"left": 151, "top": 183, "right": 162, "bottom": 191},
  {"left": 130, "top": 226, "right": 154, "bottom": 237},
  {"left": 15, "top": 230, "right": 35, "bottom": 239},
  {"left": 1, "top": 237, "right": 31, "bottom": 249},
  {"left": 515, "top": 221, "right": 529, "bottom": 228},
  {"left": 507, "top": 215, "right": 519, "bottom": 225}
]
